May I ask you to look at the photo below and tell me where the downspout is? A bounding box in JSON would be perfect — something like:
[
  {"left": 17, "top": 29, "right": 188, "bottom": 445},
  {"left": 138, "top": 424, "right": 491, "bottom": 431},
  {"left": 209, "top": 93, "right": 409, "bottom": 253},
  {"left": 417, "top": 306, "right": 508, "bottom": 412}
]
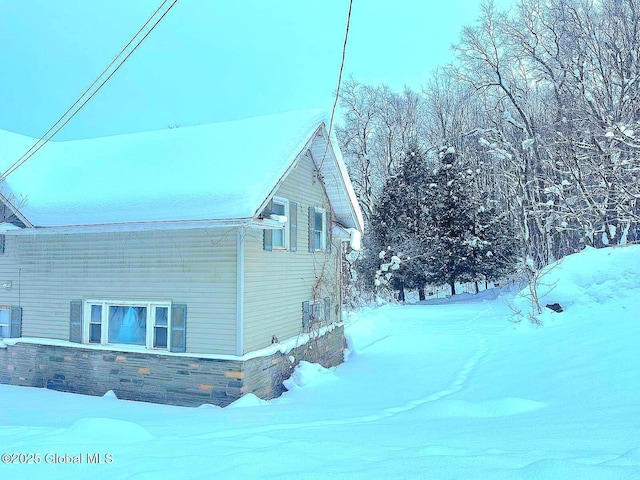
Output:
[{"left": 236, "top": 226, "right": 245, "bottom": 356}]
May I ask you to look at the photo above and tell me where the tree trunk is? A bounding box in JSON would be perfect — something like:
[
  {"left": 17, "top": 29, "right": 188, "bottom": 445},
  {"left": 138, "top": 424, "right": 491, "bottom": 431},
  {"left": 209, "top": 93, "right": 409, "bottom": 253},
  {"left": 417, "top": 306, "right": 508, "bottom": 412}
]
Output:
[
  {"left": 398, "top": 284, "right": 405, "bottom": 303},
  {"left": 418, "top": 287, "right": 426, "bottom": 301},
  {"left": 474, "top": 281, "right": 479, "bottom": 294},
  {"left": 449, "top": 279, "right": 456, "bottom": 296}
]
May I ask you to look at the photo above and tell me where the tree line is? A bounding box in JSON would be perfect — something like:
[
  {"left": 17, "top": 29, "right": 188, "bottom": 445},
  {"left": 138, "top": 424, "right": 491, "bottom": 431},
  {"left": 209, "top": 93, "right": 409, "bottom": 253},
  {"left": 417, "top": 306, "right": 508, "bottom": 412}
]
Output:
[{"left": 338, "top": 0, "right": 640, "bottom": 301}]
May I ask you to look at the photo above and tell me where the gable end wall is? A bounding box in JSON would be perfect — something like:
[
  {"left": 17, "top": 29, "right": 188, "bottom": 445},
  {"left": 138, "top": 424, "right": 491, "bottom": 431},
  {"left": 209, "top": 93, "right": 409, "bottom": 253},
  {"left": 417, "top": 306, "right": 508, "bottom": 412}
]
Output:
[{"left": 243, "top": 150, "right": 341, "bottom": 354}]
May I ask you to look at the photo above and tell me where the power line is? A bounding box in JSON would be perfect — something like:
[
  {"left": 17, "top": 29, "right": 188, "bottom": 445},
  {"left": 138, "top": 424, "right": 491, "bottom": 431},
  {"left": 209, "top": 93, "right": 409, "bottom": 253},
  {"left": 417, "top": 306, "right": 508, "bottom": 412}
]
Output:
[
  {"left": 0, "top": 0, "right": 178, "bottom": 181},
  {"left": 319, "top": 0, "right": 353, "bottom": 170}
]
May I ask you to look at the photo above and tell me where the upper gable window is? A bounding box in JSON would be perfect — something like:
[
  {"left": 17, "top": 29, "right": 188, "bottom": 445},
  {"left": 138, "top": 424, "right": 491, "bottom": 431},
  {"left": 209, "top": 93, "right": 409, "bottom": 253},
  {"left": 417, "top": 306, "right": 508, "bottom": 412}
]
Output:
[
  {"left": 309, "top": 207, "right": 330, "bottom": 252},
  {"left": 313, "top": 208, "right": 326, "bottom": 250},
  {"left": 271, "top": 198, "right": 289, "bottom": 249},
  {"left": 264, "top": 198, "right": 298, "bottom": 252}
]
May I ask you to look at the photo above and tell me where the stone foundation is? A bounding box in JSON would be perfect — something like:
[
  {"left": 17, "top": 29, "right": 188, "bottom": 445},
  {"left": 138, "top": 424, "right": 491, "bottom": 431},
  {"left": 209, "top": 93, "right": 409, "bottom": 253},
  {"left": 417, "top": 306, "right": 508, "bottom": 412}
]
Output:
[{"left": 0, "top": 325, "right": 344, "bottom": 407}]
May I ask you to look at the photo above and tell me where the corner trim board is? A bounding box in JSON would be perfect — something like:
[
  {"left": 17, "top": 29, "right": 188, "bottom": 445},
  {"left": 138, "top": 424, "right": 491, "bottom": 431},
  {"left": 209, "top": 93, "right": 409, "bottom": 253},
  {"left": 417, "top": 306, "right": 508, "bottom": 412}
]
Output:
[{"left": 236, "top": 226, "right": 245, "bottom": 356}]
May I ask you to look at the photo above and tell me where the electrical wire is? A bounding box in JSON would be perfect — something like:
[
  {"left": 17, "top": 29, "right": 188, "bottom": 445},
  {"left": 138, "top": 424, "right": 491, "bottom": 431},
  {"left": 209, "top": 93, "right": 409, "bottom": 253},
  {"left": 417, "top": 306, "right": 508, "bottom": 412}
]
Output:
[
  {"left": 0, "top": 0, "right": 178, "bottom": 181},
  {"left": 318, "top": 0, "right": 353, "bottom": 171}
]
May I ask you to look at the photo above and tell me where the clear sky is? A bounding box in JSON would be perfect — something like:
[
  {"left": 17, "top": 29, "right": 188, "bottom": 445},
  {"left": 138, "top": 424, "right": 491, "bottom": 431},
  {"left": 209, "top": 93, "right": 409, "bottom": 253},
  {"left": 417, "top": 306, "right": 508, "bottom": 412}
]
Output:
[{"left": 0, "top": 1, "right": 511, "bottom": 140}]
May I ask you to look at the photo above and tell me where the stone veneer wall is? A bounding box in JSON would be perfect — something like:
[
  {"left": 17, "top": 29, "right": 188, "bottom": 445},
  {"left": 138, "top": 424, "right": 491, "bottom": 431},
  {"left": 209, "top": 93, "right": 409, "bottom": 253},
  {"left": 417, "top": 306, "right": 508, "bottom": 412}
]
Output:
[{"left": 0, "top": 325, "right": 344, "bottom": 407}]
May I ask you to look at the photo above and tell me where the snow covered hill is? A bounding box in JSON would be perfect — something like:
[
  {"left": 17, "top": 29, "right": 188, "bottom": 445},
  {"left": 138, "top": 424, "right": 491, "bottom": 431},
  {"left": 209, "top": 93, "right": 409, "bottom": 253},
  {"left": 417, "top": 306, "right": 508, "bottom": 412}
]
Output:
[{"left": 1, "top": 245, "right": 639, "bottom": 479}]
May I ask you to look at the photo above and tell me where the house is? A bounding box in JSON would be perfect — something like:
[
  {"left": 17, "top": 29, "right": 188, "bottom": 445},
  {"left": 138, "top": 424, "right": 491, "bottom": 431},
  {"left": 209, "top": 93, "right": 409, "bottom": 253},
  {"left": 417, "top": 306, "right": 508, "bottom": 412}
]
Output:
[{"left": 0, "top": 109, "right": 364, "bottom": 407}]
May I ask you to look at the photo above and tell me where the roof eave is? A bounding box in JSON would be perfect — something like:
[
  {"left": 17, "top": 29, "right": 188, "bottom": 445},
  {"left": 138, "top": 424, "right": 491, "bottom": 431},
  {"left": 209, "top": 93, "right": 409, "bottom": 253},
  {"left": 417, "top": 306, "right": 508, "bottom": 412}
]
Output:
[{"left": 0, "top": 217, "right": 284, "bottom": 235}]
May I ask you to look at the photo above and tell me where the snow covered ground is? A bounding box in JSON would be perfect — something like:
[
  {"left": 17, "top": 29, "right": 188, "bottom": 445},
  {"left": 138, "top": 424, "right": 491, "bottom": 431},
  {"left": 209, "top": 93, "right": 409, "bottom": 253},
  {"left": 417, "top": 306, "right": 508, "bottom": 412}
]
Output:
[{"left": 1, "top": 245, "right": 639, "bottom": 479}]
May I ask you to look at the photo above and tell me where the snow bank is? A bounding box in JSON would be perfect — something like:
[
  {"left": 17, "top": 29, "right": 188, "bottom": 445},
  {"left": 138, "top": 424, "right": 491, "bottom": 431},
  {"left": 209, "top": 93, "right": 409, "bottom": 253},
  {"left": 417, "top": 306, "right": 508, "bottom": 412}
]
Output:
[
  {"left": 343, "top": 307, "right": 392, "bottom": 353},
  {"left": 227, "top": 393, "right": 269, "bottom": 408},
  {"left": 513, "top": 245, "right": 640, "bottom": 322},
  {"left": 282, "top": 361, "right": 336, "bottom": 390},
  {"left": 64, "top": 418, "right": 154, "bottom": 443}
]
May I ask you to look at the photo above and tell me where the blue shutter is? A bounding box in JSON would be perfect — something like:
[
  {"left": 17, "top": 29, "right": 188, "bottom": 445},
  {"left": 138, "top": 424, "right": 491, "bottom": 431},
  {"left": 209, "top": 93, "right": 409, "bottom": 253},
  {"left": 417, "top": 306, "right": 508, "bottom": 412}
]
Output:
[
  {"left": 326, "top": 210, "right": 332, "bottom": 253},
  {"left": 9, "top": 306, "right": 22, "bottom": 338},
  {"left": 0, "top": 234, "right": 5, "bottom": 254},
  {"left": 263, "top": 229, "right": 273, "bottom": 251},
  {"left": 263, "top": 200, "right": 273, "bottom": 251},
  {"left": 170, "top": 304, "right": 187, "bottom": 353},
  {"left": 289, "top": 201, "right": 298, "bottom": 252},
  {"left": 308, "top": 207, "right": 315, "bottom": 252},
  {"left": 69, "top": 301, "right": 83, "bottom": 343},
  {"left": 324, "top": 297, "right": 331, "bottom": 323},
  {"left": 302, "top": 301, "right": 310, "bottom": 328}
]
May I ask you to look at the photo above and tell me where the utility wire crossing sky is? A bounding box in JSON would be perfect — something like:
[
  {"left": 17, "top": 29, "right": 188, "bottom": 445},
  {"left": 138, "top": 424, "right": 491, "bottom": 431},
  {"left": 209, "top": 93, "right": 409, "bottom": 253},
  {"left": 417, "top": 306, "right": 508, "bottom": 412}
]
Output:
[{"left": 0, "top": 1, "right": 510, "bottom": 140}]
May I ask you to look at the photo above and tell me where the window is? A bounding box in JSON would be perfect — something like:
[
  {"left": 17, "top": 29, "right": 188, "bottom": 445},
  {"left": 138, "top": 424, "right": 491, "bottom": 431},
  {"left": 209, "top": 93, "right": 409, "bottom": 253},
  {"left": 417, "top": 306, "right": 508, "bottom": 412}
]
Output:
[
  {"left": 0, "top": 306, "right": 20, "bottom": 338},
  {"left": 83, "top": 301, "right": 172, "bottom": 350},
  {"left": 301, "top": 297, "right": 331, "bottom": 329},
  {"left": 271, "top": 198, "right": 289, "bottom": 249},
  {"left": 311, "top": 301, "right": 323, "bottom": 321},
  {"left": 89, "top": 305, "right": 102, "bottom": 343},
  {"left": 0, "top": 307, "right": 8, "bottom": 337},
  {"left": 309, "top": 207, "right": 328, "bottom": 251},
  {"left": 264, "top": 198, "right": 298, "bottom": 252}
]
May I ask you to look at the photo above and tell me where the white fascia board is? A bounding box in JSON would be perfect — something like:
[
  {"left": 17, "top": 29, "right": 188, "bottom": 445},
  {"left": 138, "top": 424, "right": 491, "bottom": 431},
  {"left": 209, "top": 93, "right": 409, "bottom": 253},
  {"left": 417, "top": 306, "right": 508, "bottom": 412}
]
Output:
[
  {"left": 313, "top": 126, "right": 365, "bottom": 235},
  {"left": 252, "top": 125, "right": 321, "bottom": 219},
  {"left": 1, "top": 218, "right": 285, "bottom": 236}
]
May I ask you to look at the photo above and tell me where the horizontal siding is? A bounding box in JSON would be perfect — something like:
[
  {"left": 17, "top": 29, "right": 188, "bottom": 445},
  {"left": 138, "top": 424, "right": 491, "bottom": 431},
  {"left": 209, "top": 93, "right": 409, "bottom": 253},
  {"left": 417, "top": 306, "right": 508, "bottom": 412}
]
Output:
[
  {"left": 0, "top": 228, "right": 237, "bottom": 355},
  {"left": 243, "top": 151, "right": 341, "bottom": 353}
]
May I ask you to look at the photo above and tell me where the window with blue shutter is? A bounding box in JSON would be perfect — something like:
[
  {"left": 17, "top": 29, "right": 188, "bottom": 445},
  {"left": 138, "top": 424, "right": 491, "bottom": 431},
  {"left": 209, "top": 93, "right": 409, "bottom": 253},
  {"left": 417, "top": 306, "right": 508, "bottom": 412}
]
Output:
[
  {"left": 265, "top": 198, "right": 293, "bottom": 251},
  {"left": 170, "top": 304, "right": 187, "bottom": 352},
  {"left": 81, "top": 300, "right": 181, "bottom": 351},
  {"left": 69, "top": 301, "right": 83, "bottom": 343},
  {"left": 309, "top": 207, "right": 329, "bottom": 252}
]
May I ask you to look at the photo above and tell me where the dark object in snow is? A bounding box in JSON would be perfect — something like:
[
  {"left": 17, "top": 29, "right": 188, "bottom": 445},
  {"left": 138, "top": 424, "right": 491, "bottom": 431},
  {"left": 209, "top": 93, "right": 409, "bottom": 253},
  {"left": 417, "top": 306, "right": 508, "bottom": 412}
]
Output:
[{"left": 545, "top": 303, "right": 563, "bottom": 313}]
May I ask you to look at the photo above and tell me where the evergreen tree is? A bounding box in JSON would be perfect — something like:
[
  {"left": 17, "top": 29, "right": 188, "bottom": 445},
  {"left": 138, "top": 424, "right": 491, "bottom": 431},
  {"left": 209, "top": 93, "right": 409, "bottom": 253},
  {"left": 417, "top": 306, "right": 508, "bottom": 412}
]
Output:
[
  {"left": 361, "top": 145, "right": 431, "bottom": 301},
  {"left": 361, "top": 145, "right": 519, "bottom": 299},
  {"left": 420, "top": 148, "right": 477, "bottom": 295},
  {"left": 420, "top": 147, "right": 519, "bottom": 295}
]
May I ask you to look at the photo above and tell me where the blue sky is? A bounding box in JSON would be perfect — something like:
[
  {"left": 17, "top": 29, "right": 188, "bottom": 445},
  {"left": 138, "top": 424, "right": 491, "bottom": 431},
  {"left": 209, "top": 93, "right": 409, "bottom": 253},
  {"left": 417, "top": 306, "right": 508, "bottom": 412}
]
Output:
[{"left": 0, "top": 1, "right": 510, "bottom": 140}]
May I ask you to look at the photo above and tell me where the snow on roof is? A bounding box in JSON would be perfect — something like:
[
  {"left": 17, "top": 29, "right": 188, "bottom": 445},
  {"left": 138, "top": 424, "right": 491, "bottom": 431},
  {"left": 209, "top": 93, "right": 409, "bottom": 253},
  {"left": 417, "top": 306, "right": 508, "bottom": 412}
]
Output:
[{"left": 0, "top": 110, "right": 363, "bottom": 232}]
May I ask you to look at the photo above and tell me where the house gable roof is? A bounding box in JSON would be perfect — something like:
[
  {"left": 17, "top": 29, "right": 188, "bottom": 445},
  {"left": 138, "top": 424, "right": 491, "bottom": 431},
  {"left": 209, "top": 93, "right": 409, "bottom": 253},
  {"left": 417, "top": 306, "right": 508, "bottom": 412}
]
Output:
[{"left": 0, "top": 110, "right": 363, "bottom": 233}]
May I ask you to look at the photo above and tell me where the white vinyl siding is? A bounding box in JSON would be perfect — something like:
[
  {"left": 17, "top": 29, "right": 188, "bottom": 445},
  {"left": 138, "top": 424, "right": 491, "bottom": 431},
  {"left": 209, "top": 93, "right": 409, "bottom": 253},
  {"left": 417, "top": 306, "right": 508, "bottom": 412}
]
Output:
[
  {"left": 0, "top": 228, "right": 238, "bottom": 355},
  {"left": 243, "top": 150, "right": 341, "bottom": 353}
]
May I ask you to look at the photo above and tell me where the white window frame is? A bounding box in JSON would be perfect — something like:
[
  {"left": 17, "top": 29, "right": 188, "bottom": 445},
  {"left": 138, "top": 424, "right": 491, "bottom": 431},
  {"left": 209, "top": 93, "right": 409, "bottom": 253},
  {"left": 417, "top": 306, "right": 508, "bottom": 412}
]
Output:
[
  {"left": 0, "top": 306, "right": 9, "bottom": 338},
  {"left": 271, "top": 197, "right": 290, "bottom": 250},
  {"left": 313, "top": 207, "right": 327, "bottom": 251},
  {"left": 82, "top": 300, "right": 172, "bottom": 350}
]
